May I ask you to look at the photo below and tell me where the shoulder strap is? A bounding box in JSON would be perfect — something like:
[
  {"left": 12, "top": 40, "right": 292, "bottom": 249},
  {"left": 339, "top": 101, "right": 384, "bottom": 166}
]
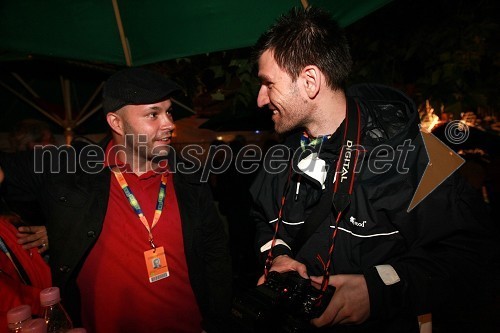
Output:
[
  {"left": 292, "top": 96, "right": 361, "bottom": 254},
  {"left": 292, "top": 189, "right": 333, "bottom": 255}
]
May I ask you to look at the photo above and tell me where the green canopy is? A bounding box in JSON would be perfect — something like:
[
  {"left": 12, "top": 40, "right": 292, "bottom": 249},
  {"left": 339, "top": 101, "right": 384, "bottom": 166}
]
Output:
[
  {"left": 0, "top": 0, "right": 394, "bottom": 142},
  {"left": 0, "top": 0, "right": 393, "bottom": 66}
]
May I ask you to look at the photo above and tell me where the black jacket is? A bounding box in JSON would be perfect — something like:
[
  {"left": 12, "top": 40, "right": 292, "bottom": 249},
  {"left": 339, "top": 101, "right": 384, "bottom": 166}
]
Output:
[
  {"left": 0, "top": 139, "right": 232, "bottom": 331},
  {"left": 249, "top": 84, "right": 492, "bottom": 332}
]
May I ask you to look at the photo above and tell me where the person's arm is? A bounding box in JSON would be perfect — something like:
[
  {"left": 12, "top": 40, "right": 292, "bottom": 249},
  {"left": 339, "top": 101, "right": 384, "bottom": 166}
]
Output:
[
  {"left": 310, "top": 274, "right": 370, "bottom": 326},
  {"left": 250, "top": 166, "right": 296, "bottom": 263},
  {"left": 256, "top": 254, "right": 308, "bottom": 285},
  {"left": 0, "top": 150, "right": 44, "bottom": 200},
  {"left": 306, "top": 172, "right": 492, "bottom": 328},
  {"left": 16, "top": 225, "right": 49, "bottom": 254},
  {"left": 250, "top": 169, "right": 303, "bottom": 285},
  {"left": 198, "top": 182, "right": 233, "bottom": 332},
  {"left": 252, "top": 207, "right": 309, "bottom": 285},
  {"left": 0, "top": 219, "right": 52, "bottom": 317},
  {"left": 364, "top": 173, "right": 492, "bottom": 321},
  {"left": 0, "top": 156, "right": 49, "bottom": 254},
  {"left": 0, "top": 264, "right": 46, "bottom": 316},
  {"left": 253, "top": 202, "right": 294, "bottom": 267}
]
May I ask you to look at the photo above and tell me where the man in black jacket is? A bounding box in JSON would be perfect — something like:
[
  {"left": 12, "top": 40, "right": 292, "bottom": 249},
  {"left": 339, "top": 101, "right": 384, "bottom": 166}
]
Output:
[
  {"left": 249, "top": 7, "right": 492, "bottom": 332},
  {"left": 0, "top": 68, "right": 232, "bottom": 332}
]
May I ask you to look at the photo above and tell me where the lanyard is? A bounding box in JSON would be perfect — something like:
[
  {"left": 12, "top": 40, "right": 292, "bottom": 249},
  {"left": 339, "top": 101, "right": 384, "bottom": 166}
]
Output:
[
  {"left": 112, "top": 168, "right": 167, "bottom": 250},
  {"left": 264, "top": 98, "right": 362, "bottom": 293}
]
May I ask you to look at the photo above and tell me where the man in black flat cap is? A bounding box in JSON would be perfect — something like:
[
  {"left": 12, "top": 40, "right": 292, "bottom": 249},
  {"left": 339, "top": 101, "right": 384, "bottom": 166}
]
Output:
[{"left": 0, "top": 67, "right": 232, "bottom": 333}]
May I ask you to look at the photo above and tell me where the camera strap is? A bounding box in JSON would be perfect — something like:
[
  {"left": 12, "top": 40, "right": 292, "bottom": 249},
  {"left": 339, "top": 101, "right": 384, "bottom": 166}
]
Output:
[
  {"left": 292, "top": 97, "right": 362, "bottom": 255},
  {"left": 264, "top": 97, "right": 362, "bottom": 281}
]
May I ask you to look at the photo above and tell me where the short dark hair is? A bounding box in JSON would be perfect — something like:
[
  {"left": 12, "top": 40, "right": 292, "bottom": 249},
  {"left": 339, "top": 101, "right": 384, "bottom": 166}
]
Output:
[{"left": 254, "top": 7, "right": 352, "bottom": 90}]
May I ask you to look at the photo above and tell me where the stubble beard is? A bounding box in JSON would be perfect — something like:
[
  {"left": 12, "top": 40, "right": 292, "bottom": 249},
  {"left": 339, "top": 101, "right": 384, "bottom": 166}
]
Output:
[
  {"left": 121, "top": 124, "right": 156, "bottom": 165},
  {"left": 274, "top": 85, "right": 310, "bottom": 134}
]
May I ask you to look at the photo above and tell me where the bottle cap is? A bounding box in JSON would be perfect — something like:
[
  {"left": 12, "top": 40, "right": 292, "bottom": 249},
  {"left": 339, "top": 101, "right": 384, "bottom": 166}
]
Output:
[
  {"left": 40, "top": 287, "right": 61, "bottom": 306},
  {"left": 20, "top": 318, "right": 47, "bottom": 333},
  {"left": 7, "top": 304, "right": 31, "bottom": 324}
]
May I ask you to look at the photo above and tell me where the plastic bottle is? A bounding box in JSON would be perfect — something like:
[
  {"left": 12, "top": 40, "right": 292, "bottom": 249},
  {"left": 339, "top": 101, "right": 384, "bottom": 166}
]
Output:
[
  {"left": 7, "top": 304, "right": 32, "bottom": 333},
  {"left": 20, "top": 318, "right": 47, "bottom": 333},
  {"left": 39, "top": 287, "right": 73, "bottom": 333}
]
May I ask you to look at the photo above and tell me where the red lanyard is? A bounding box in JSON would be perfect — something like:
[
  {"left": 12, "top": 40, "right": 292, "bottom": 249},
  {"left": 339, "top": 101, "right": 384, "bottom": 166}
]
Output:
[
  {"left": 264, "top": 99, "right": 361, "bottom": 293},
  {"left": 263, "top": 159, "right": 347, "bottom": 296},
  {"left": 264, "top": 163, "right": 292, "bottom": 277}
]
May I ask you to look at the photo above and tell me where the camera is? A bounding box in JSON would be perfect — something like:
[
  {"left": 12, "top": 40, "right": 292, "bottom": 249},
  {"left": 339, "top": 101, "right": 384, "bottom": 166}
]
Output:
[{"left": 230, "top": 271, "right": 335, "bottom": 333}]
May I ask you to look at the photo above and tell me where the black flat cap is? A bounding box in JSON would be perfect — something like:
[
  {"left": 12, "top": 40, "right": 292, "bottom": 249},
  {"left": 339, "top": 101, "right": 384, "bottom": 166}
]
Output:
[{"left": 103, "top": 67, "right": 181, "bottom": 113}]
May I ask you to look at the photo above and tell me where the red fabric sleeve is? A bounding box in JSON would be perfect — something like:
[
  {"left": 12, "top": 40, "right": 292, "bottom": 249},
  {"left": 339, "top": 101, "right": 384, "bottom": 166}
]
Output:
[{"left": 0, "top": 218, "right": 52, "bottom": 329}]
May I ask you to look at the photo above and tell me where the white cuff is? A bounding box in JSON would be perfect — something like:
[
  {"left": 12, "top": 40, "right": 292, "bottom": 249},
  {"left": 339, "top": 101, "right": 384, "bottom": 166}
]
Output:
[
  {"left": 260, "top": 239, "right": 291, "bottom": 253},
  {"left": 375, "top": 264, "right": 400, "bottom": 285}
]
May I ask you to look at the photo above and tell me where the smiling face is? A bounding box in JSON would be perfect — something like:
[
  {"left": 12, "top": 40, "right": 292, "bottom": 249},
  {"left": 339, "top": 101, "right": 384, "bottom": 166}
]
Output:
[
  {"left": 108, "top": 98, "right": 175, "bottom": 170},
  {"left": 257, "top": 49, "right": 312, "bottom": 134}
]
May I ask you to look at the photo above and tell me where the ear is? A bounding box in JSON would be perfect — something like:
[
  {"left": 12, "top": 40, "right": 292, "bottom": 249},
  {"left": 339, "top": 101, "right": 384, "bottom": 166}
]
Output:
[
  {"left": 106, "top": 111, "right": 125, "bottom": 136},
  {"left": 301, "top": 65, "right": 321, "bottom": 99}
]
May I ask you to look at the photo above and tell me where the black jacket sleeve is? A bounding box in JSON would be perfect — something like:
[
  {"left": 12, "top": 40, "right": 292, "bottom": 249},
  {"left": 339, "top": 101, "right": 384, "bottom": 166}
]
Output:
[
  {"left": 250, "top": 165, "right": 294, "bottom": 267},
  {"left": 199, "top": 182, "right": 233, "bottom": 331},
  {"left": 0, "top": 150, "right": 45, "bottom": 199},
  {"left": 364, "top": 171, "right": 494, "bottom": 319}
]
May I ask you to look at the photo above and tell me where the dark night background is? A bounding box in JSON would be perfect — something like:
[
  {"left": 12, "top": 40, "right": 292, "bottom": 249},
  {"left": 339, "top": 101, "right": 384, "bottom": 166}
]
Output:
[
  {"left": 0, "top": 0, "right": 499, "bottom": 331},
  {"left": 1, "top": 0, "right": 498, "bottom": 135}
]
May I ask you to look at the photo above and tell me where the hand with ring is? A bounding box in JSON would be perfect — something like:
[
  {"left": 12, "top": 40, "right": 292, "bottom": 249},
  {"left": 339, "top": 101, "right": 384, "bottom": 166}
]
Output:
[{"left": 16, "top": 225, "right": 49, "bottom": 254}]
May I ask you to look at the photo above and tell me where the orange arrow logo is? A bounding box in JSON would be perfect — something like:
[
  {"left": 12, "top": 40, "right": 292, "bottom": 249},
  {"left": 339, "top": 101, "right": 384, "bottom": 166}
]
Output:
[{"left": 408, "top": 126, "right": 465, "bottom": 212}]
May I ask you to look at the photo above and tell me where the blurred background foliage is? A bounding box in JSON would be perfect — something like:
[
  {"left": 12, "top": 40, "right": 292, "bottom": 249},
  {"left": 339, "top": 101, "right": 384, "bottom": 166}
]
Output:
[
  {"left": 149, "top": 0, "right": 499, "bottom": 122},
  {"left": 347, "top": 0, "right": 499, "bottom": 119},
  {"left": 1, "top": 0, "right": 498, "bottom": 134}
]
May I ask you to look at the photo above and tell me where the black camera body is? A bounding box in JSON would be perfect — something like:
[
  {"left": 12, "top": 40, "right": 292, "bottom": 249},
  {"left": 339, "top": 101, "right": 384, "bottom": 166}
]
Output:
[{"left": 231, "top": 271, "right": 335, "bottom": 333}]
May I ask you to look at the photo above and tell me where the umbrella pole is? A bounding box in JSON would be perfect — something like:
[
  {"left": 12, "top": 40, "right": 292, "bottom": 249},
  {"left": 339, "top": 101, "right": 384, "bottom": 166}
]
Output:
[
  {"left": 0, "top": 80, "right": 63, "bottom": 126},
  {"left": 75, "top": 82, "right": 104, "bottom": 122},
  {"left": 10, "top": 72, "right": 64, "bottom": 124},
  {"left": 76, "top": 104, "right": 103, "bottom": 128},
  {"left": 61, "top": 76, "right": 75, "bottom": 145},
  {"left": 112, "top": 0, "right": 133, "bottom": 67},
  {"left": 11, "top": 73, "right": 40, "bottom": 98},
  {"left": 171, "top": 98, "right": 196, "bottom": 116}
]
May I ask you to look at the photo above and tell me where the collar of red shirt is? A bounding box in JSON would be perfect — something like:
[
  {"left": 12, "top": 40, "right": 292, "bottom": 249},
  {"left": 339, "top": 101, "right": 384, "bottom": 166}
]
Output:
[{"left": 103, "top": 140, "right": 169, "bottom": 179}]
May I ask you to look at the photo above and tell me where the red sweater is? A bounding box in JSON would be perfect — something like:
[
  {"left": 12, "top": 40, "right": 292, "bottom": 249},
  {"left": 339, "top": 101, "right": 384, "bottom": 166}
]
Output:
[{"left": 0, "top": 217, "right": 52, "bottom": 331}]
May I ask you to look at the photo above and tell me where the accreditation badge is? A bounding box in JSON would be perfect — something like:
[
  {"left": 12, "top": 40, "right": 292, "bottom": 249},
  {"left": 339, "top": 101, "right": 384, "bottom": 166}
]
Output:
[{"left": 144, "top": 246, "right": 169, "bottom": 283}]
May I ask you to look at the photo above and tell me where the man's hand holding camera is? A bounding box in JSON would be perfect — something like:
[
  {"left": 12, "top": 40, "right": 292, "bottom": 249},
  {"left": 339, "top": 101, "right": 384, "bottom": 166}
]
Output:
[
  {"left": 310, "top": 274, "right": 370, "bottom": 326},
  {"left": 260, "top": 255, "right": 371, "bottom": 327},
  {"left": 257, "top": 254, "right": 308, "bottom": 285}
]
